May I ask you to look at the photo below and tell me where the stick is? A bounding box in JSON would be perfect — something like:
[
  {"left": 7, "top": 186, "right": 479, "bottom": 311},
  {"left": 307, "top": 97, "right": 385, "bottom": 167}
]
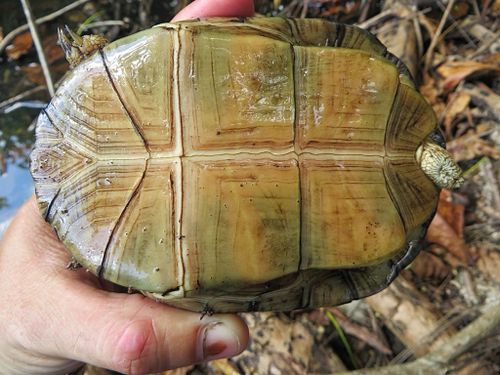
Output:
[
  {"left": 410, "top": 4, "right": 424, "bottom": 59},
  {"left": 357, "top": 9, "right": 395, "bottom": 29},
  {"left": 423, "top": 0, "right": 456, "bottom": 73},
  {"left": 81, "top": 20, "right": 128, "bottom": 32},
  {"left": 0, "top": 86, "right": 46, "bottom": 112},
  {"left": 300, "top": 0, "right": 309, "bottom": 18},
  {"left": 336, "top": 303, "right": 500, "bottom": 375},
  {"left": 19, "top": 0, "right": 55, "bottom": 97},
  {"left": 0, "top": 0, "right": 92, "bottom": 54}
]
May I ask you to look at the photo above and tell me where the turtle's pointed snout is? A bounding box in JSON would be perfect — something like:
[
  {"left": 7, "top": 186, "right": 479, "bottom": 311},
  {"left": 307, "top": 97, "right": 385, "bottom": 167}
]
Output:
[
  {"left": 416, "top": 139, "right": 465, "bottom": 189},
  {"left": 451, "top": 174, "right": 465, "bottom": 189}
]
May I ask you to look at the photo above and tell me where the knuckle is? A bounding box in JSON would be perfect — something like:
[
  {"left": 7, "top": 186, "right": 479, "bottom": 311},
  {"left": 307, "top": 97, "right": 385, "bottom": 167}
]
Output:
[{"left": 111, "top": 319, "right": 160, "bottom": 375}]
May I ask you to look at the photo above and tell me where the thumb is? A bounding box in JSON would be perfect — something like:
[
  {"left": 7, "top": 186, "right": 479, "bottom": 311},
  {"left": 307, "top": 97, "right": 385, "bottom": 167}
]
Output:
[
  {"left": 0, "top": 197, "right": 248, "bottom": 375},
  {"left": 172, "top": 0, "right": 255, "bottom": 21},
  {"left": 55, "top": 286, "right": 249, "bottom": 374}
]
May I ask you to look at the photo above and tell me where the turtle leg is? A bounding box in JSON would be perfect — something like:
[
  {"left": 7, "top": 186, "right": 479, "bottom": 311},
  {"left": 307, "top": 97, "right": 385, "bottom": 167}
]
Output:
[
  {"left": 416, "top": 138, "right": 464, "bottom": 189},
  {"left": 57, "top": 26, "right": 108, "bottom": 68}
]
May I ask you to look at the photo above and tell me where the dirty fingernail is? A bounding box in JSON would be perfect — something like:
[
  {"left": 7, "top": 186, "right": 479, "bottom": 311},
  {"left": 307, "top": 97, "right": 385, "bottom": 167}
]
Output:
[{"left": 200, "top": 322, "right": 241, "bottom": 361}]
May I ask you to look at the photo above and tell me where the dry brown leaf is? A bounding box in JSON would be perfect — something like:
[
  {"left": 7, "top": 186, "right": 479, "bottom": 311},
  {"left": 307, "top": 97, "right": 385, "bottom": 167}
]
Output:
[
  {"left": 494, "top": 0, "right": 500, "bottom": 12},
  {"left": 420, "top": 73, "right": 447, "bottom": 115},
  {"left": 209, "top": 359, "right": 240, "bottom": 375},
  {"left": 325, "top": 308, "right": 392, "bottom": 355},
  {"left": 375, "top": 3, "right": 418, "bottom": 79},
  {"left": 437, "top": 60, "right": 500, "bottom": 92},
  {"left": 420, "top": 74, "right": 440, "bottom": 104},
  {"left": 463, "top": 83, "right": 500, "bottom": 120},
  {"left": 366, "top": 278, "right": 455, "bottom": 357},
  {"left": 447, "top": 123, "right": 500, "bottom": 162},
  {"left": 320, "top": 2, "right": 360, "bottom": 17},
  {"left": 476, "top": 248, "right": 500, "bottom": 282},
  {"left": 436, "top": 189, "right": 465, "bottom": 237},
  {"left": 159, "top": 366, "right": 194, "bottom": 375},
  {"left": 407, "top": 249, "right": 451, "bottom": 282},
  {"left": 42, "top": 33, "right": 66, "bottom": 65},
  {"left": 450, "top": 1, "right": 470, "bottom": 18},
  {"left": 443, "top": 91, "right": 471, "bottom": 134},
  {"left": 5, "top": 31, "right": 33, "bottom": 60},
  {"left": 427, "top": 213, "right": 473, "bottom": 264},
  {"left": 482, "top": 52, "right": 500, "bottom": 65},
  {"left": 308, "top": 308, "right": 392, "bottom": 355},
  {"left": 20, "top": 63, "right": 45, "bottom": 86},
  {"left": 17, "top": 34, "right": 67, "bottom": 86},
  {"left": 236, "top": 312, "right": 346, "bottom": 373}
]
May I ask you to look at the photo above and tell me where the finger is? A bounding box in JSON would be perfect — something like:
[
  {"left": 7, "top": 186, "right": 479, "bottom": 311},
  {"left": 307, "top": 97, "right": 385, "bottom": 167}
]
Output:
[
  {"left": 52, "top": 288, "right": 249, "bottom": 374},
  {"left": 2, "top": 196, "right": 98, "bottom": 288},
  {"left": 9, "top": 197, "right": 128, "bottom": 293},
  {"left": 172, "top": 0, "right": 254, "bottom": 21},
  {"left": 6, "top": 198, "right": 249, "bottom": 373}
]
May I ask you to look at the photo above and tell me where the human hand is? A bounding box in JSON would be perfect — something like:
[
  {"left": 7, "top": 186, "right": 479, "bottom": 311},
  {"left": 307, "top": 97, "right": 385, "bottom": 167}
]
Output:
[
  {"left": 0, "top": 1, "right": 254, "bottom": 374},
  {"left": 172, "top": 0, "right": 254, "bottom": 21}
]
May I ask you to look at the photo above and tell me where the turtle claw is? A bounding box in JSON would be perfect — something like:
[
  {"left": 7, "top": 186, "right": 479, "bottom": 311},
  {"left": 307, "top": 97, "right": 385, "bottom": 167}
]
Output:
[
  {"left": 57, "top": 25, "right": 108, "bottom": 68},
  {"left": 57, "top": 27, "right": 72, "bottom": 55},
  {"left": 64, "top": 25, "right": 84, "bottom": 45}
]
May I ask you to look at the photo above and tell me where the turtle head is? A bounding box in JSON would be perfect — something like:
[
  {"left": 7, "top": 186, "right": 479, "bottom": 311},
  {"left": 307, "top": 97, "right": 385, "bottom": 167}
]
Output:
[{"left": 416, "top": 138, "right": 464, "bottom": 189}]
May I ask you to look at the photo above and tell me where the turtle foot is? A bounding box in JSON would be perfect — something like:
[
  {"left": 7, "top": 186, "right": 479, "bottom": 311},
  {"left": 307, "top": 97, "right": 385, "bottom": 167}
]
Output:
[{"left": 57, "top": 26, "right": 108, "bottom": 68}]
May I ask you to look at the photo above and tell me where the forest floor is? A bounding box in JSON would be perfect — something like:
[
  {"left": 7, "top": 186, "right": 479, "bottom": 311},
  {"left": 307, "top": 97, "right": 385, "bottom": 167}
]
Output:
[{"left": 1, "top": 1, "right": 499, "bottom": 374}]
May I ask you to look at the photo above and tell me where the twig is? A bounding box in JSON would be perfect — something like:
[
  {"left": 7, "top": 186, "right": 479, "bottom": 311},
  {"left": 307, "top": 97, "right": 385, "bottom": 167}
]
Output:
[
  {"left": 279, "top": 0, "right": 299, "bottom": 17},
  {"left": 423, "top": 0, "right": 456, "bottom": 73},
  {"left": 471, "top": 0, "right": 481, "bottom": 16},
  {"left": 0, "top": 0, "right": 92, "bottom": 54},
  {"left": 326, "top": 308, "right": 392, "bottom": 355},
  {"left": 435, "top": 0, "right": 477, "bottom": 48},
  {"left": 481, "top": 0, "right": 494, "bottom": 18},
  {"left": 470, "top": 30, "right": 500, "bottom": 58},
  {"left": 0, "top": 86, "right": 46, "bottom": 112},
  {"left": 19, "top": 0, "right": 55, "bottom": 97},
  {"left": 367, "top": 278, "right": 456, "bottom": 358},
  {"left": 357, "top": 9, "right": 395, "bottom": 29},
  {"left": 300, "top": 0, "right": 309, "bottom": 18},
  {"left": 2, "top": 100, "right": 47, "bottom": 114},
  {"left": 389, "top": 307, "right": 473, "bottom": 364},
  {"left": 410, "top": 2, "right": 424, "bottom": 59},
  {"left": 425, "top": 304, "right": 500, "bottom": 365},
  {"left": 358, "top": 0, "right": 372, "bottom": 23},
  {"left": 138, "top": 0, "right": 154, "bottom": 28},
  {"left": 81, "top": 20, "right": 129, "bottom": 32},
  {"left": 336, "top": 303, "right": 500, "bottom": 375}
]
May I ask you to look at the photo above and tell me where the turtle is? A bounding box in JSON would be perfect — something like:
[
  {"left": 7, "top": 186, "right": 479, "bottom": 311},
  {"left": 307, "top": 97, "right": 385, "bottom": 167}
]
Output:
[{"left": 30, "top": 17, "right": 464, "bottom": 313}]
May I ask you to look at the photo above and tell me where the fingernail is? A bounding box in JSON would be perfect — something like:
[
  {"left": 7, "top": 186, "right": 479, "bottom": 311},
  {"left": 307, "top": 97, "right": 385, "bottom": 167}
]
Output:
[{"left": 199, "top": 322, "right": 240, "bottom": 361}]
